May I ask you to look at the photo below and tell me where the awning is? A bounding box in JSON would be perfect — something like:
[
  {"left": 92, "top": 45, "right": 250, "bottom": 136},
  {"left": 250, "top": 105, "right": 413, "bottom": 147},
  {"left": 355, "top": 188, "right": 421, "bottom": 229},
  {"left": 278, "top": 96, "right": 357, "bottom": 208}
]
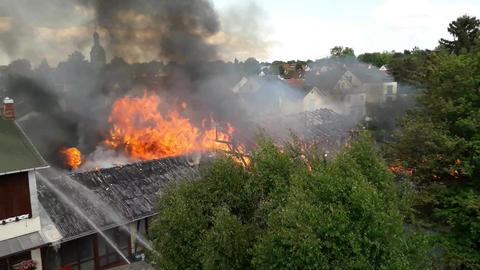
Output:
[{"left": 0, "top": 232, "right": 47, "bottom": 258}]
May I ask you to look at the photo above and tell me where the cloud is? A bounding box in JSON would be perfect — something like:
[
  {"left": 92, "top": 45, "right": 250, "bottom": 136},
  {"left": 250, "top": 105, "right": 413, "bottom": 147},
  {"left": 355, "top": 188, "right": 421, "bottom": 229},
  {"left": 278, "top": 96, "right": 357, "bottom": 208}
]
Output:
[
  {"left": 0, "top": 17, "right": 12, "bottom": 33},
  {"left": 374, "top": 0, "right": 480, "bottom": 48},
  {"left": 212, "top": 2, "right": 274, "bottom": 61}
]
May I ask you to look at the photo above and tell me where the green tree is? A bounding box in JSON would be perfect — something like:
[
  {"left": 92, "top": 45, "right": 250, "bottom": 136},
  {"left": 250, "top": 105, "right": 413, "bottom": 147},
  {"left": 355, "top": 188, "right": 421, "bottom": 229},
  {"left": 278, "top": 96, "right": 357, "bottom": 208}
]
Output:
[
  {"left": 150, "top": 135, "right": 430, "bottom": 269},
  {"left": 439, "top": 15, "right": 480, "bottom": 55},
  {"left": 387, "top": 50, "right": 480, "bottom": 268},
  {"left": 357, "top": 51, "right": 393, "bottom": 67},
  {"left": 330, "top": 46, "right": 355, "bottom": 58}
]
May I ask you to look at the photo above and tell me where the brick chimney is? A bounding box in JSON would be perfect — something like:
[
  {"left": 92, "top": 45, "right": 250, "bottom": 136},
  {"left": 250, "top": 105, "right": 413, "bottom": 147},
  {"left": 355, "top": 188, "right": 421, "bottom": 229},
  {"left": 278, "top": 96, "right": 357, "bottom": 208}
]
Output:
[{"left": 3, "top": 97, "right": 15, "bottom": 120}]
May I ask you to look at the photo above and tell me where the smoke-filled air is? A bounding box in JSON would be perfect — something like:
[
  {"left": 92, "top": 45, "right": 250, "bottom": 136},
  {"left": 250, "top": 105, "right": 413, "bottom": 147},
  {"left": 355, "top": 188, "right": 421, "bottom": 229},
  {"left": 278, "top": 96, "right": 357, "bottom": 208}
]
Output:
[
  {"left": 1, "top": 0, "right": 396, "bottom": 171},
  {"left": 2, "top": 0, "right": 480, "bottom": 269}
]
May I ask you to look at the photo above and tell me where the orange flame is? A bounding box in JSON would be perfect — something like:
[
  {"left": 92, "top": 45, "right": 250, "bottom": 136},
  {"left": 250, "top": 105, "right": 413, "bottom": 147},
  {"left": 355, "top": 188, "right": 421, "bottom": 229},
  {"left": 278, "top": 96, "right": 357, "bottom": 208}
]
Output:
[
  {"left": 104, "top": 91, "right": 238, "bottom": 160},
  {"left": 388, "top": 164, "right": 413, "bottom": 176},
  {"left": 61, "top": 147, "right": 82, "bottom": 170}
]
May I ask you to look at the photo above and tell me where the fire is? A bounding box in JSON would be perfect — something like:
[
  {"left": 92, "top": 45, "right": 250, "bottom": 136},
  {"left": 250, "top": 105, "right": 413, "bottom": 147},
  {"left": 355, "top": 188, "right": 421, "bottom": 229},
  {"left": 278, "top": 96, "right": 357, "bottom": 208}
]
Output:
[
  {"left": 388, "top": 164, "right": 413, "bottom": 176},
  {"left": 104, "top": 91, "right": 239, "bottom": 160},
  {"left": 61, "top": 147, "right": 82, "bottom": 170}
]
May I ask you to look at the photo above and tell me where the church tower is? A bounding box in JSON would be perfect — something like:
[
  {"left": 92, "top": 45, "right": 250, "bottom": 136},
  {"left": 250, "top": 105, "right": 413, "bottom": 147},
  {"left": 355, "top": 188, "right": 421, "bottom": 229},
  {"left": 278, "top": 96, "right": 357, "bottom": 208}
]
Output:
[{"left": 90, "top": 31, "right": 106, "bottom": 70}]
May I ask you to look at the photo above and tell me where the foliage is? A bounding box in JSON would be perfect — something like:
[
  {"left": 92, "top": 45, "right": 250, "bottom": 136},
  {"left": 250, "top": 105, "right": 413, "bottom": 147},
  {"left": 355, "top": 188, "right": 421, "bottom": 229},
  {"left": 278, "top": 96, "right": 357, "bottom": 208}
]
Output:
[
  {"left": 150, "top": 134, "right": 430, "bottom": 269},
  {"left": 439, "top": 15, "right": 480, "bottom": 55},
  {"left": 386, "top": 48, "right": 480, "bottom": 268},
  {"left": 330, "top": 46, "right": 355, "bottom": 58},
  {"left": 357, "top": 51, "right": 393, "bottom": 68}
]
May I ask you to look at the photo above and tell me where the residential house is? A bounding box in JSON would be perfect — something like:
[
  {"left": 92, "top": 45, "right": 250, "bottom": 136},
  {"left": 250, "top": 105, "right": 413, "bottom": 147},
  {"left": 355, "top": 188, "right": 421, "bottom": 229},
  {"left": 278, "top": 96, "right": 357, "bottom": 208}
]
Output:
[
  {"left": 304, "top": 67, "right": 367, "bottom": 118},
  {"left": 0, "top": 97, "right": 50, "bottom": 270},
  {"left": 38, "top": 157, "right": 197, "bottom": 270},
  {"left": 303, "top": 62, "right": 398, "bottom": 118},
  {"left": 232, "top": 76, "right": 304, "bottom": 116},
  {"left": 0, "top": 96, "right": 198, "bottom": 270}
]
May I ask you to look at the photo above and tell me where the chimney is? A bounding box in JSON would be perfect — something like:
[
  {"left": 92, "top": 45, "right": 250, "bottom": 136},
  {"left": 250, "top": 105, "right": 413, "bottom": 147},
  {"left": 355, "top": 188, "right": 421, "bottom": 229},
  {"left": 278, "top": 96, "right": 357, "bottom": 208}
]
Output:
[{"left": 3, "top": 97, "right": 15, "bottom": 120}]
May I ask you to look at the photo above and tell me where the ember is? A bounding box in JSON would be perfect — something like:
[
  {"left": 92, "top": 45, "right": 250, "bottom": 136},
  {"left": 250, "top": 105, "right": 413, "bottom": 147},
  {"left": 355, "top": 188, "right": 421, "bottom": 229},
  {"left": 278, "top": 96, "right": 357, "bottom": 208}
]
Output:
[
  {"left": 388, "top": 164, "right": 413, "bottom": 176},
  {"left": 61, "top": 147, "right": 82, "bottom": 170},
  {"left": 104, "top": 91, "right": 237, "bottom": 160}
]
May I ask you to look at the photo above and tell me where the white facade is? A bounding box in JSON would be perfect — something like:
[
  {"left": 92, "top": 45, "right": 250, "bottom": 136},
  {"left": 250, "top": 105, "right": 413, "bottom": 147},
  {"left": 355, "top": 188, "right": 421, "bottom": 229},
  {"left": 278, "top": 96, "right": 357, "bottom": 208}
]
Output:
[
  {"left": 303, "top": 88, "right": 338, "bottom": 113},
  {"left": 382, "top": 82, "right": 398, "bottom": 102},
  {"left": 0, "top": 171, "right": 41, "bottom": 242}
]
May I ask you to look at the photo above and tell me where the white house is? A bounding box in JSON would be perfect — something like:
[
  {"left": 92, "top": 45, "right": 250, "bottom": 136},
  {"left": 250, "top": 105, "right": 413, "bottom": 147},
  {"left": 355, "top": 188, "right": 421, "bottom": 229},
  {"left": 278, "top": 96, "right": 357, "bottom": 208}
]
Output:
[{"left": 0, "top": 97, "right": 51, "bottom": 269}]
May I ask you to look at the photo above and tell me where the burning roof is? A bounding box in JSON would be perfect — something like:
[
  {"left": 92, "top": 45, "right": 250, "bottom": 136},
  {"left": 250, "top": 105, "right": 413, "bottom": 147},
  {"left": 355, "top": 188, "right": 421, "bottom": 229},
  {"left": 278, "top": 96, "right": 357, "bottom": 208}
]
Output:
[{"left": 37, "top": 157, "right": 198, "bottom": 241}]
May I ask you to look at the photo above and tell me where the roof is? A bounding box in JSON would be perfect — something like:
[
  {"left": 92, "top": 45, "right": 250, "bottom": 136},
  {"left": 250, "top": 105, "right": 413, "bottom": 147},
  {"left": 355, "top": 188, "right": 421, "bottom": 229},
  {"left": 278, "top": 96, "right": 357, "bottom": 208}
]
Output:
[
  {"left": 309, "top": 87, "right": 329, "bottom": 97},
  {"left": 0, "top": 118, "right": 48, "bottom": 174},
  {"left": 37, "top": 157, "right": 198, "bottom": 241},
  {"left": 0, "top": 231, "right": 48, "bottom": 258}
]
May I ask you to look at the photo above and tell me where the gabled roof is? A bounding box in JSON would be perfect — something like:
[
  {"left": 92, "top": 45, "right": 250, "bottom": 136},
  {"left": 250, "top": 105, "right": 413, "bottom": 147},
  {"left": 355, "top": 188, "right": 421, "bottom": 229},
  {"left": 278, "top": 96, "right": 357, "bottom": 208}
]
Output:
[
  {"left": 304, "top": 66, "right": 346, "bottom": 91},
  {"left": 0, "top": 118, "right": 48, "bottom": 175},
  {"left": 308, "top": 87, "right": 329, "bottom": 97},
  {"left": 37, "top": 157, "right": 198, "bottom": 241},
  {"left": 232, "top": 76, "right": 261, "bottom": 93}
]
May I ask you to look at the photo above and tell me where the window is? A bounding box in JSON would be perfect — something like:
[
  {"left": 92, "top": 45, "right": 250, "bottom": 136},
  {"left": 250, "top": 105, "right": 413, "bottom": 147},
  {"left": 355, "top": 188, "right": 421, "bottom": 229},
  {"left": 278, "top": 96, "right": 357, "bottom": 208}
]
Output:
[
  {"left": 0, "top": 251, "right": 32, "bottom": 270},
  {"left": 0, "top": 258, "right": 7, "bottom": 270},
  {"left": 0, "top": 172, "right": 32, "bottom": 220},
  {"left": 60, "top": 236, "right": 95, "bottom": 270},
  {"left": 386, "top": 85, "right": 394, "bottom": 95}
]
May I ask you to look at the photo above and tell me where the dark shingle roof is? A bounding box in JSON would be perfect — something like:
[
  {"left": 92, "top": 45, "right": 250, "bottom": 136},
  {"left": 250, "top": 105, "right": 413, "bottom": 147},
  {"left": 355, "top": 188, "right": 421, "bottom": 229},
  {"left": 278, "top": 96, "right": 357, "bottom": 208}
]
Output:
[
  {"left": 37, "top": 157, "right": 198, "bottom": 241},
  {"left": 0, "top": 119, "right": 48, "bottom": 174}
]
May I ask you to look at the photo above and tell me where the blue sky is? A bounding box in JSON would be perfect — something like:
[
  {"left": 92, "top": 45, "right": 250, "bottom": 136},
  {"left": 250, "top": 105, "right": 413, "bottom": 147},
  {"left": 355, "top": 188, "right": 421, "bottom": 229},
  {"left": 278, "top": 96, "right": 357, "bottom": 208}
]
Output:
[{"left": 213, "top": 0, "right": 480, "bottom": 61}]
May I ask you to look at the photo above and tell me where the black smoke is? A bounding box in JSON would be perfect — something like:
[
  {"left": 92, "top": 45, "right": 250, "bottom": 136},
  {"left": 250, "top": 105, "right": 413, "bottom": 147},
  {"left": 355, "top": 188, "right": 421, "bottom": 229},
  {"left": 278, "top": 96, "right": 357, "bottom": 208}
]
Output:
[{"left": 77, "top": 0, "right": 220, "bottom": 65}]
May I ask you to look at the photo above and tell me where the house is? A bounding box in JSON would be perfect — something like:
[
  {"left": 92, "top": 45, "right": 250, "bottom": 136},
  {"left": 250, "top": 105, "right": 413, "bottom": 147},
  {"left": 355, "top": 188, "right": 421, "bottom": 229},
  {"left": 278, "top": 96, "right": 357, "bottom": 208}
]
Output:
[
  {"left": 303, "top": 87, "right": 333, "bottom": 112},
  {"left": 302, "top": 62, "right": 398, "bottom": 118},
  {"left": 231, "top": 76, "right": 304, "bottom": 116},
  {"left": 303, "top": 67, "right": 367, "bottom": 118},
  {"left": 38, "top": 157, "right": 198, "bottom": 270},
  {"left": 0, "top": 96, "right": 199, "bottom": 270},
  {"left": 0, "top": 97, "right": 50, "bottom": 269}
]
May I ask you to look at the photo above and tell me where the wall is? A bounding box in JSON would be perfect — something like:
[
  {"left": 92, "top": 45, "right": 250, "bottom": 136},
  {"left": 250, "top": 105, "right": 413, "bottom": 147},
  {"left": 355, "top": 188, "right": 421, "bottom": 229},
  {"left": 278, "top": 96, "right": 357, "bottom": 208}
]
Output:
[
  {"left": 0, "top": 170, "right": 41, "bottom": 241},
  {"left": 31, "top": 248, "right": 43, "bottom": 270},
  {"left": 382, "top": 82, "right": 398, "bottom": 102}
]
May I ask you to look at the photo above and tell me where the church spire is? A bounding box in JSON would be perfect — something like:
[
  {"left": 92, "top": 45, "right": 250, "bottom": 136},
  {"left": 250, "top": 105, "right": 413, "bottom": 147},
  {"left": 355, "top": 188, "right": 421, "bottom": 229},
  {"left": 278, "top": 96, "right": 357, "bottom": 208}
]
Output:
[{"left": 90, "top": 29, "right": 106, "bottom": 71}]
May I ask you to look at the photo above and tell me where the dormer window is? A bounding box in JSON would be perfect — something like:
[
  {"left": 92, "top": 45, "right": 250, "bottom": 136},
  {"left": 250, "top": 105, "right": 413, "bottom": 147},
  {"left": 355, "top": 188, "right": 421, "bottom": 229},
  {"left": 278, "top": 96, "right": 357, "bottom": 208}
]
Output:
[{"left": 0, "top": 172, "right": 32, "bottom": 223}]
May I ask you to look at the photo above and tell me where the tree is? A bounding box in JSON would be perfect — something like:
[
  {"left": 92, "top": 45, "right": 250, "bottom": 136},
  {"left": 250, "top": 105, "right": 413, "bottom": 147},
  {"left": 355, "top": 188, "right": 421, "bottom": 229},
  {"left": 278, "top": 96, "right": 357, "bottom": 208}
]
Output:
[
  {"left": 386, "top": 50, "right": 480, "bottom": 268},
  {"left": 243, "top": 57, "right": 261, "bottom": 75},
  {"left": 357, "top": 51, "right": 393, "bottom": 67},
  {"left": 150, "top": 135, "right": 430, "bottom": 269},
  {"left": 439, "top": 15, "right": 480, "bottom": 55},
  {"left": 6, "top": 59, "right": 32, "bottom": 76},
  {"left": 330, "top": 46, "right": 355, "bottom": 58}
]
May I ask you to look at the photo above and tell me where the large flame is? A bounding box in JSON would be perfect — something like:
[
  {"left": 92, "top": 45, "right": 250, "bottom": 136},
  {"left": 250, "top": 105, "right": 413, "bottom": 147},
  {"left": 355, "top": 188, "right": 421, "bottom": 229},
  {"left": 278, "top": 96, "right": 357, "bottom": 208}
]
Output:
[
  {"left": 61, "top": 147, "right": 82, "bottom": 170},
  {"left": 104, "top": 91, "right": 237, "bottom": 160}
]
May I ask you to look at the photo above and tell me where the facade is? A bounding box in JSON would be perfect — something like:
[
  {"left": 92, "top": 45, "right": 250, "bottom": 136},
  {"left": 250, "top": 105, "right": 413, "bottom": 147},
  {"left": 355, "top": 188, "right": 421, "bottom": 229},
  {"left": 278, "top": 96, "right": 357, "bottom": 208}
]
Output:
[
  {"left": 302, "top": 63, "right": 397, "bottom": 119},
  {"left": 38, "top": 157, "right": 198, "bottom": 270},
  {"left": 0, "top": 97, "right": 49, "bottom": 270}
]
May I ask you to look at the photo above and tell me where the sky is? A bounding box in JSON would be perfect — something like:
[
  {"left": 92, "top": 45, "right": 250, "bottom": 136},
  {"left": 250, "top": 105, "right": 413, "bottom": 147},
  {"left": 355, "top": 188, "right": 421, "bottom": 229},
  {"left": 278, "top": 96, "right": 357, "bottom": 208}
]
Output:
[
  {"left": 0, "top": 0, "right": 479, "bottom": 65},
  {"left": 213, "top": 0, "right": 480, "bottom": 61}
]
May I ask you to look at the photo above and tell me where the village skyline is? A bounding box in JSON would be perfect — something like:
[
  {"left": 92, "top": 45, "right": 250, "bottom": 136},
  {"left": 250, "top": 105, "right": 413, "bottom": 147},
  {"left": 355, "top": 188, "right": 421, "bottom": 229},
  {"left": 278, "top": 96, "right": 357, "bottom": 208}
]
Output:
[{"left": 1, "top": 0, "right": 480, "bottom": 65}]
